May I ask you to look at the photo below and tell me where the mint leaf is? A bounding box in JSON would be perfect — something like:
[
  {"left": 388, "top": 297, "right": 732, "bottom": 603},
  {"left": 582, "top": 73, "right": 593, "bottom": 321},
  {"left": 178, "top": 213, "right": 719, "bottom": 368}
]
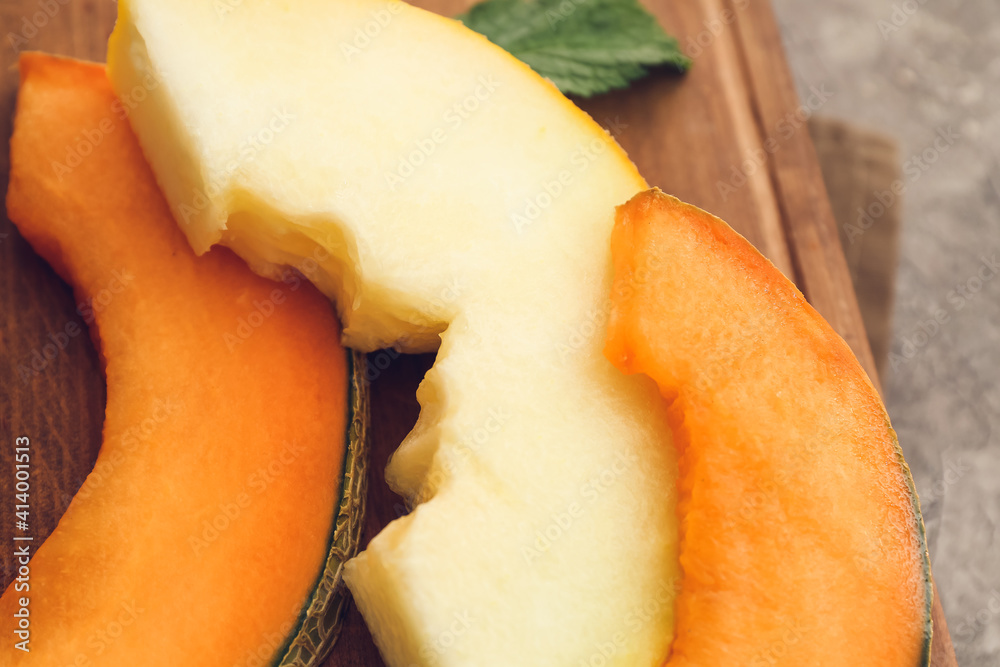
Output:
[{"left": 456, "top": 0, "right": 690, "bottom": 97}]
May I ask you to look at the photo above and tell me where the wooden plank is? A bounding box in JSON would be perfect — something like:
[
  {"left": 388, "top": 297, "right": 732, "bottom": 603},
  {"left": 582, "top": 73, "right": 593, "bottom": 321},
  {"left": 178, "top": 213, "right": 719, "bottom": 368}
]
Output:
[
  {"left": 578, "top": 0, "right": 795, "bottom": 281},
  {"left": 0, "top": 0, "right": 115, "bottom": 593},
  {"left": 721, "top": 0, "right": 877, "bottom": 377},
  {"left": 719, "top": 2, "right": 954, "bottom": 663},
  {"left": 0, "top": 0, "right": 954, "bottom": 665}
]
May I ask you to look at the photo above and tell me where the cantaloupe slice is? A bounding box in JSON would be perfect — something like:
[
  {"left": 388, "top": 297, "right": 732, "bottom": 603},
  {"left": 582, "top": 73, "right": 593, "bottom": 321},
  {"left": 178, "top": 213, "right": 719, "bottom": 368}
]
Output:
[
  {"left": 107, "top": 1, "right": 681, "bottom": 665},
  {"left": 604, "top": 189, "right": 932, "bottom": 666},
  {"left": 0, "top": 53, "right": 368, "bottom": 667}
]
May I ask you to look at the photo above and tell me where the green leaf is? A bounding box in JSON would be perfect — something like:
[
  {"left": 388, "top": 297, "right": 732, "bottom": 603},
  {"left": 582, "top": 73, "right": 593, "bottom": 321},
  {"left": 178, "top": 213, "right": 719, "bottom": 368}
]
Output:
[{"left": 456, "top": 0, "right": 690, "bottom": 98}]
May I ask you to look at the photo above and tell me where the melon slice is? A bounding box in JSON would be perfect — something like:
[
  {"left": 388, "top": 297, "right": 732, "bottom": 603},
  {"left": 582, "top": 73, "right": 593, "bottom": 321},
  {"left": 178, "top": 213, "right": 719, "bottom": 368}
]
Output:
[
  {"left": 107, "top": 0, "right": 680, "bottom": 665},
  {"left": 0, "top": 53, "right": 368, "bottom": 667},
  {"left": 605, "top": 189, "right": 932, "bottom": 666}
]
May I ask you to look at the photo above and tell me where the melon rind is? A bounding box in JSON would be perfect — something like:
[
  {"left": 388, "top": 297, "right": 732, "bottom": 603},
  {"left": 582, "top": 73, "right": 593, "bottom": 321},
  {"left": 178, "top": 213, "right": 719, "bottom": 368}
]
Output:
[{"left": 277, "top": 350, "right": 370, "bottom": 666}]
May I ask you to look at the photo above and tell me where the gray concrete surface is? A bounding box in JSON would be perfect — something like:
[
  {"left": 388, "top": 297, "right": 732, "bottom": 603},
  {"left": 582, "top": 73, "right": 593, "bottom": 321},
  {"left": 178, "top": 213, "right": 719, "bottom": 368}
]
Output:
[{"left": 773, "top": 0, "right": 1000, "bottom": 664}]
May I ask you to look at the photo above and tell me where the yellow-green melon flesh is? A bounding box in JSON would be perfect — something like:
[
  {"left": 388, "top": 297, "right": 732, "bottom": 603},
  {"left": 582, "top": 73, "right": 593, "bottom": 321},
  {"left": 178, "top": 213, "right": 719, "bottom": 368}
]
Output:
[{"left": 108, "top": 0, "right": 681, "bottom": 665}]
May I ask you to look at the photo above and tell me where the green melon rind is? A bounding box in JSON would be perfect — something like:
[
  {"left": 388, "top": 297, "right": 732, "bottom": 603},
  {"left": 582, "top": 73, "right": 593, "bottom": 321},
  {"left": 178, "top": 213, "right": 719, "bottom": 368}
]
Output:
[
  {"left": 887, "top": 418, "right": 933, "bottom": 666},
  {"left": 275, "top": 349, "right": 370, "bottom": 667},
  {"left": 257, "top": 328, "right": 930, "bottom": 667}
]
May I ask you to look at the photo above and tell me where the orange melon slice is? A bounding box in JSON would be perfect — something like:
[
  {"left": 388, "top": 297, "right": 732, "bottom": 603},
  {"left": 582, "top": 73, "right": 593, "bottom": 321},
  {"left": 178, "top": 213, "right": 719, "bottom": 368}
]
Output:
[
  {"left": 605, "top": 188, "right": 932, "bottom": 666},
  {"left": 0, "top": 53, "right": 367, "bottom": 667}
]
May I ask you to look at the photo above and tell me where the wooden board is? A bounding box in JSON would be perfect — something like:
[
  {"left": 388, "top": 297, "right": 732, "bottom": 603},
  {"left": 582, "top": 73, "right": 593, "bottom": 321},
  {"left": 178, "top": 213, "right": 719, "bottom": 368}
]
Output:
[{"left": 0, "top": 0, "right": 955, "bottom": 665}]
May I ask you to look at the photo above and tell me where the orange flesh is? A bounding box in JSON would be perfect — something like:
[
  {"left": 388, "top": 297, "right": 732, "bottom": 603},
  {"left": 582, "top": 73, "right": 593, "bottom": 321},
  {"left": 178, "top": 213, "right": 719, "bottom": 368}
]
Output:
[
  {"left": 605, "top": 189, "right": 930, "bottom": 666},
  {"left": 1, "top": 53, "right": 347, "bottom": 666}
]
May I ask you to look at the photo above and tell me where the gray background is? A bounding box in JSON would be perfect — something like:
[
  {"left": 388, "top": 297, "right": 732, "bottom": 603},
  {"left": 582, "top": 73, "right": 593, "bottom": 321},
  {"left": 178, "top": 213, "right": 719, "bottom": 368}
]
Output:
[{"left": 774, "top": 0, "right": 1000, "bottom": 664}]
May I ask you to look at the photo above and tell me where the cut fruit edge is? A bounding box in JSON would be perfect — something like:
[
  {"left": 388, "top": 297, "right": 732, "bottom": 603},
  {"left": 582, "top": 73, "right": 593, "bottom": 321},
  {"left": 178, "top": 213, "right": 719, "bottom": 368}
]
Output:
[
  {"left": 278, "top": 350, "right": 371, "bottom": 666},
  {"left": 605, "top": 188, "right": 933, "bottom": 666},
  {"left": 3, "top": 52, "right": 371, "bottom": 667}
]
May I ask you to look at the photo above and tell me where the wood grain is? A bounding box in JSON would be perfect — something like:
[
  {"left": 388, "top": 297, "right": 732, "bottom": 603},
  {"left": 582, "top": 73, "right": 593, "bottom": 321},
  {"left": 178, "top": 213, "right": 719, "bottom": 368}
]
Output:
[
  {"left": 0, "top": 1, "right": 955, "bottom": 665},
  {"left": 0, "top": 0, "right": 116, "bottom": 596}
]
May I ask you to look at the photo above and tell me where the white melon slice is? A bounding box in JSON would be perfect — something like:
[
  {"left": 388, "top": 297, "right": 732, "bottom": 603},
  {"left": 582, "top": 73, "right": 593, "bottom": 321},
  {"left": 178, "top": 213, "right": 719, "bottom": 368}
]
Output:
[{"left": 108, "top": 1, "right": 679, "bottom": 665}]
